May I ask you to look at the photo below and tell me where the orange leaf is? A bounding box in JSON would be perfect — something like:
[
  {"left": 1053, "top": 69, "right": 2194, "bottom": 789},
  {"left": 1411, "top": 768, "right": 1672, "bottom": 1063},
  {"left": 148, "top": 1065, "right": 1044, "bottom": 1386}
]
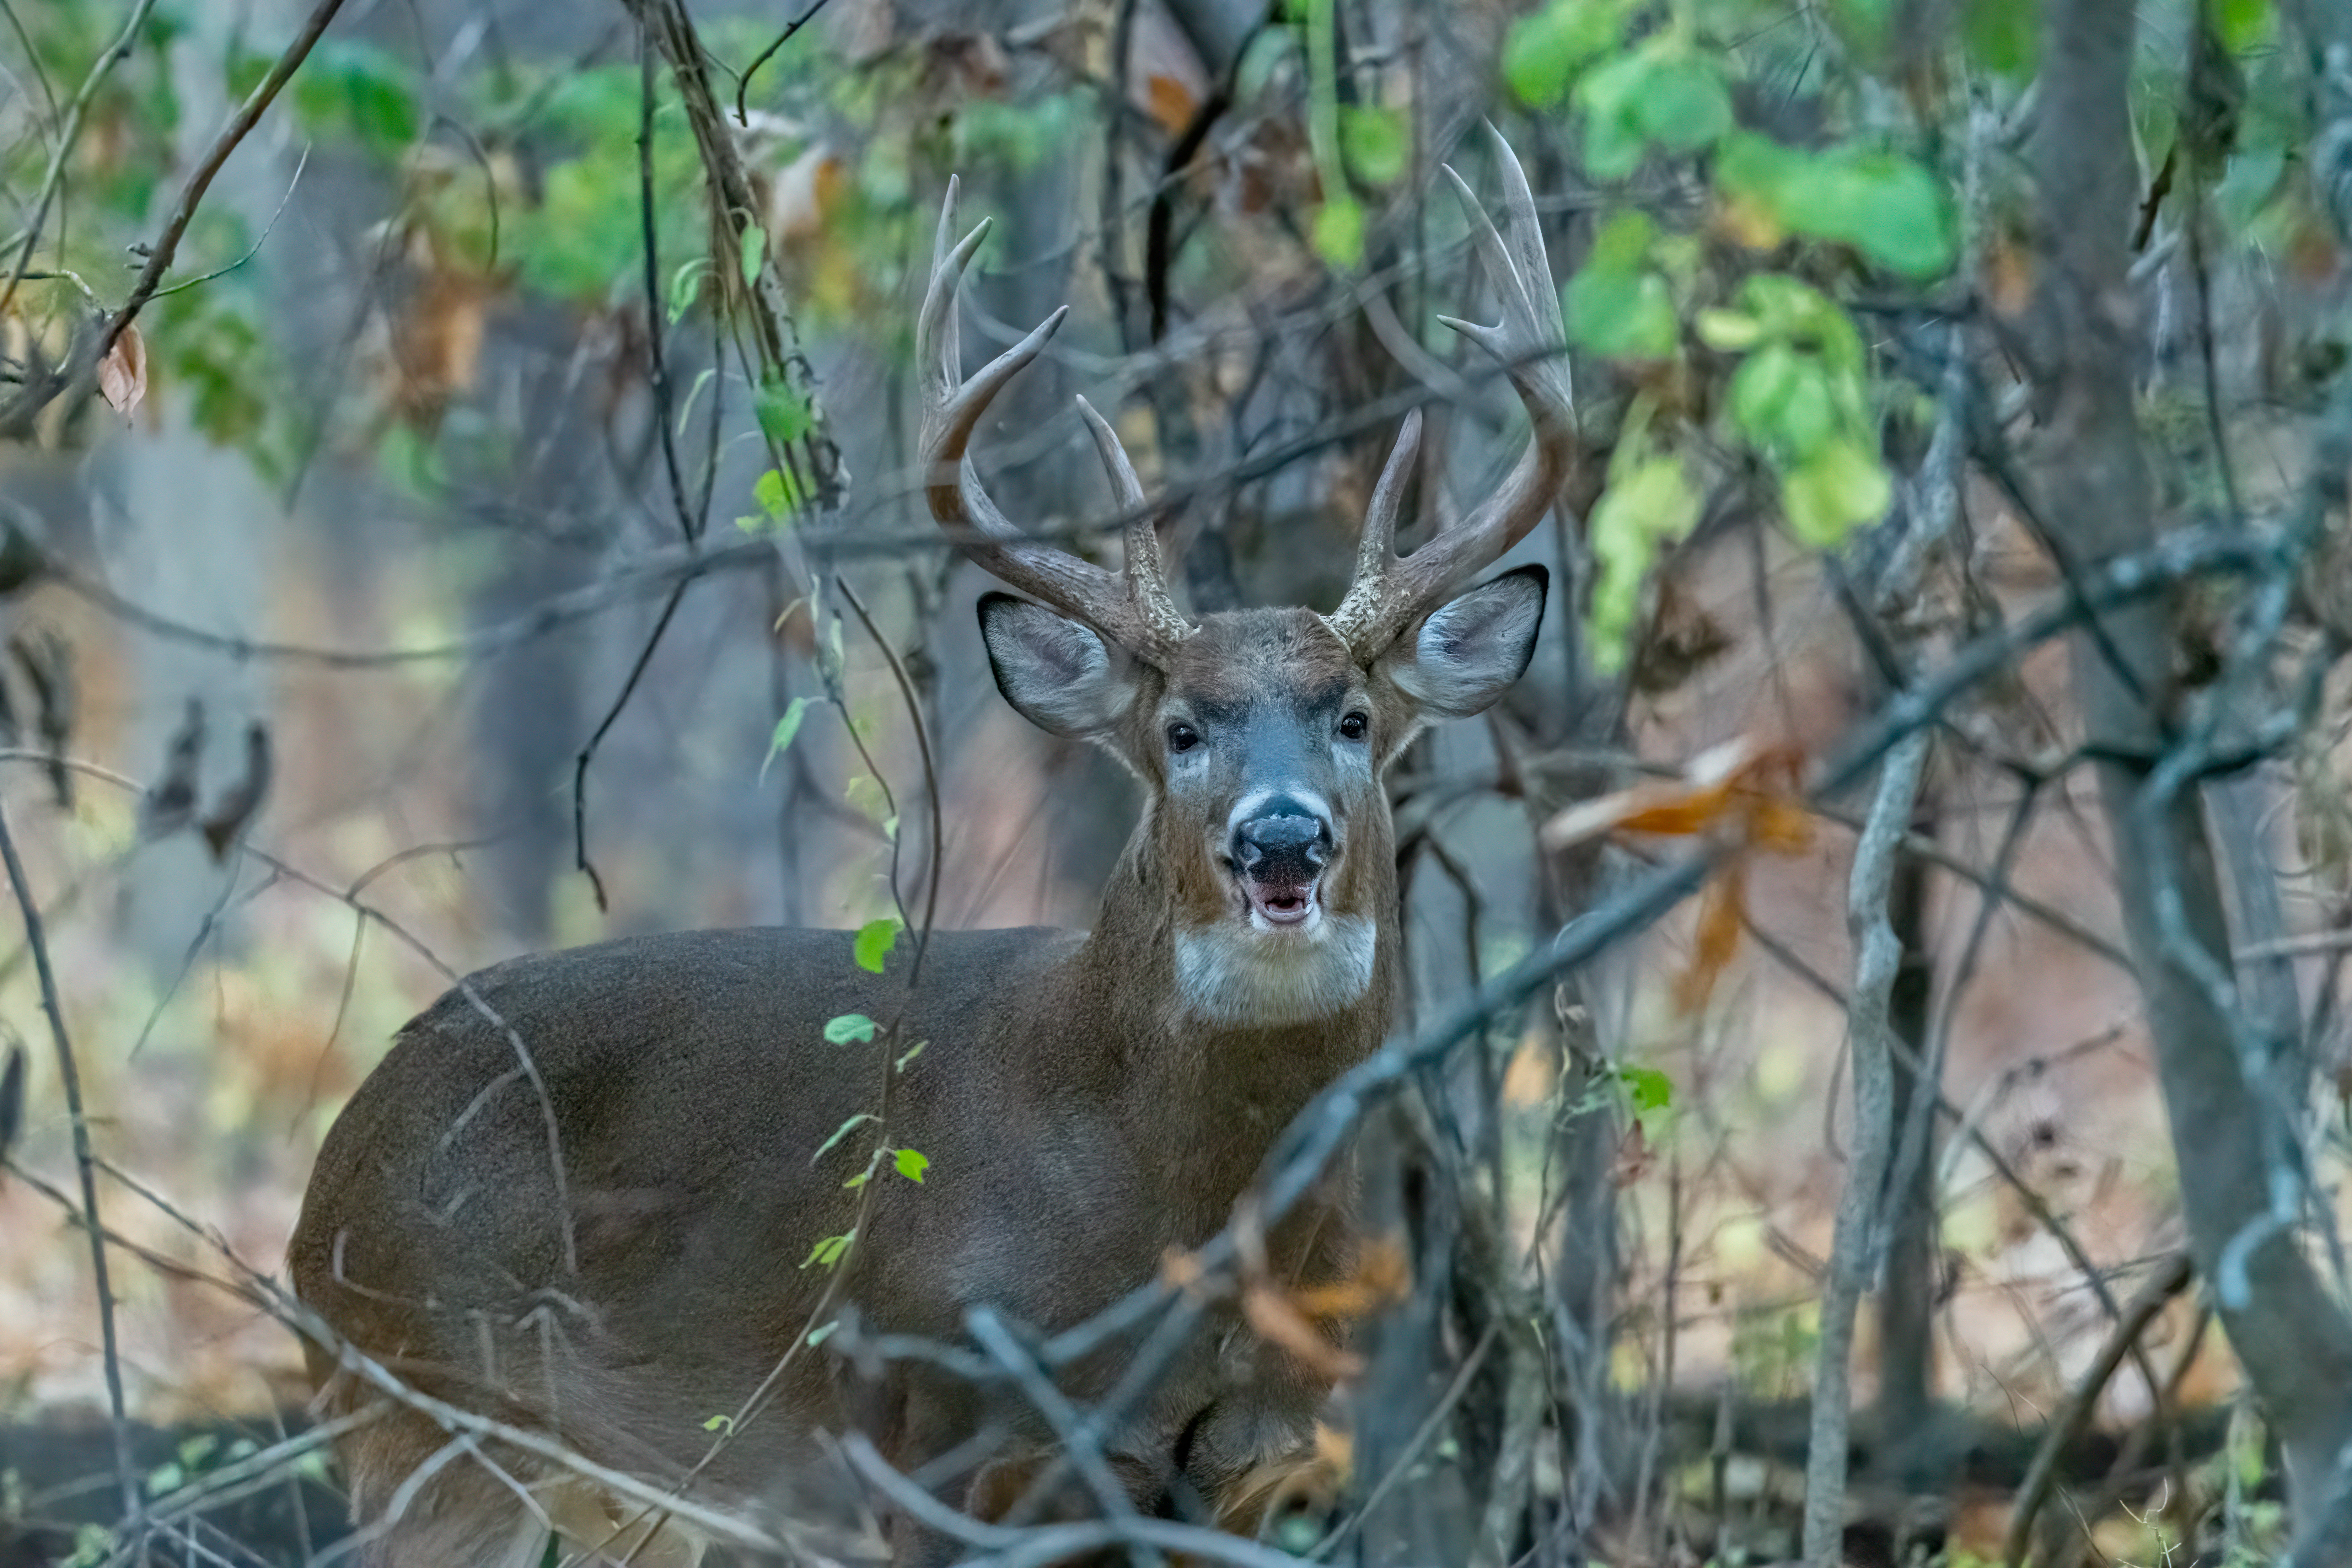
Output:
[
  {"left": 1615, "top": 784, "right": 1736, "bottom": 838},
  {"left": 1674, "top": 860, "right": 1748, "bottom": 1013},
  {"left": 1746, "top": 796, "right": 1815, "bottom": 853},
  {"left": 1144, "top": 74, "right": 1199, "bottom": 136},
  {"left": 1289, "top": 1234, "right": 1411, "bottom": 1321},
  {"left": 1242, "top": 1284, "right": 1363, "bottom": 1381},
  {"left": 97, "top": 323, "right": 146, "bottom": 418},
  {"left": 1541, "top": 737, "right": 1765, "bottom": 850}
]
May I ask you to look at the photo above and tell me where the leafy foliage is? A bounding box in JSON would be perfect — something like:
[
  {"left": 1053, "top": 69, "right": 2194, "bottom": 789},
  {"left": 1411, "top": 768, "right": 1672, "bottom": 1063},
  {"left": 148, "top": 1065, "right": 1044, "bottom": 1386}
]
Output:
[{"left": 822, "top": 1013, "right": 877, "bottom": 1045}]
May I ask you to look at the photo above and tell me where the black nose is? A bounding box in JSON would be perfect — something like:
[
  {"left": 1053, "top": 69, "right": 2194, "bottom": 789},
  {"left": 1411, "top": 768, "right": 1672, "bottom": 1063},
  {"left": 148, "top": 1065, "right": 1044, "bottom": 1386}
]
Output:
[{"left": 1234, "top": 799, "right": 1332, "bottom": 887}]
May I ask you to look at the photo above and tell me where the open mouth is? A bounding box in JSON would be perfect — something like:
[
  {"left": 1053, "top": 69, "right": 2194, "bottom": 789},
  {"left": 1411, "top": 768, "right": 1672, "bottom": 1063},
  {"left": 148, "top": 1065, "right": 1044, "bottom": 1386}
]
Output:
[{"left": 1243, "top": 878, "right": 1320, "bottom": 928}]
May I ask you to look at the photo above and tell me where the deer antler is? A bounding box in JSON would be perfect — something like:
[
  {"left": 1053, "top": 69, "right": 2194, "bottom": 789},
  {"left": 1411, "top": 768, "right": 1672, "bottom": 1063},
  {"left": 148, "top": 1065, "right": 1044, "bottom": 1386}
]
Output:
[
  {"left": 918, "top": 179, "right": 1195, "bottom": 663},
  {"left": 1326, "top": 127, "right": 1578, "bottom": 663}
]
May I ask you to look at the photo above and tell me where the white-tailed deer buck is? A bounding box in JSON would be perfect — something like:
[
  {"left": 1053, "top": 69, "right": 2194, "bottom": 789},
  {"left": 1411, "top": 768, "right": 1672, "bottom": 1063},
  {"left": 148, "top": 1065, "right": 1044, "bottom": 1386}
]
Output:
[{"left": 290, "top": 128, "right": 1575, "bottom": 1566}]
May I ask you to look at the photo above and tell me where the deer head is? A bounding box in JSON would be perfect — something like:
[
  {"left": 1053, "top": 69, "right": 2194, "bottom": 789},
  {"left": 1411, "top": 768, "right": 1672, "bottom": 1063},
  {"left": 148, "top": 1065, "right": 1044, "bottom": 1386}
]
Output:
[{"left": 920, "top": 129, "right": 1575, "bottom": 1029}]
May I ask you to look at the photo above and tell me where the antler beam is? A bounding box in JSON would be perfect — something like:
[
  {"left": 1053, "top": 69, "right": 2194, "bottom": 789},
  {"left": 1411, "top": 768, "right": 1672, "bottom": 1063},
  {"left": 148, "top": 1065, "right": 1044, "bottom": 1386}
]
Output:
[
  {"left": 917, "top": 180, "right": 1194, "bottom": 664},
  {"left": 1325, "top": 126, "right": 1578, "bottom": 663}
]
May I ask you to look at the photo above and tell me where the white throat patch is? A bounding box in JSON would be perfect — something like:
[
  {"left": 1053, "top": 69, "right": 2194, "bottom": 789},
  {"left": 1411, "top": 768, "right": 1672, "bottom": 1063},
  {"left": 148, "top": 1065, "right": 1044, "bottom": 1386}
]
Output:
[{"left": 1174, "top": 914, "right": 1376, "bottom": 1026}]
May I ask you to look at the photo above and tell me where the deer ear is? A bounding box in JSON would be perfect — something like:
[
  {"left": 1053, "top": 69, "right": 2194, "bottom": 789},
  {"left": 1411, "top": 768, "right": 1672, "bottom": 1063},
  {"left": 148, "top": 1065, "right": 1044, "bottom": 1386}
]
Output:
[
  {"left": 978, "top": 594, "right": 1143, "bottom": 739},
  {"left": 1378, "top": 564, "right": 1547, "bottom": 720}
]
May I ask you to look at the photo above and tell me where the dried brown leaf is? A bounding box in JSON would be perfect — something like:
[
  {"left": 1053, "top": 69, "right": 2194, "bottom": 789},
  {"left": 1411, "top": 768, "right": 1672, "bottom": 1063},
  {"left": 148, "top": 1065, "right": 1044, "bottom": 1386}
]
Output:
[{"left": 97, "top": 323, "right": 146, "bottom": 417}]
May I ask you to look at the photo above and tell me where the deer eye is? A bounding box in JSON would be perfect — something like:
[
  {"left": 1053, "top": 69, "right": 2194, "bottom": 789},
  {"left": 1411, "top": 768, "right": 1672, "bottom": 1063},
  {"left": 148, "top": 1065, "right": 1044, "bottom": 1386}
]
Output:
[
  {"left": 1338, "top": 711, "right": 1369, "bottom": 742},
  {"left": 1166, "top": 722, "right": 1200, "bottom": 754}
]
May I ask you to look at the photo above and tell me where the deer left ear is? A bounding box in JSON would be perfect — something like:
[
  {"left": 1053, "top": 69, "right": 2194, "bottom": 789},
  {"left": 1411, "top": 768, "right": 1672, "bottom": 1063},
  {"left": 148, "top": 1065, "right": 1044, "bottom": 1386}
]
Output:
[
  {"left": 1378, "top": 564, "right": 1547, "bottom": 720},
  {"left": 978, "top": 592, "right": 1144, "bottom": 739}
]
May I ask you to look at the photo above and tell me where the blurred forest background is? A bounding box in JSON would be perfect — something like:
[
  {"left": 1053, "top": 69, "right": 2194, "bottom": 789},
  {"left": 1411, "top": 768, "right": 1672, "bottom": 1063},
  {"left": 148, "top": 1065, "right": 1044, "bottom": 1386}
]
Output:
[{"left": 3, "top": 0, "right": 2352, "bottom": 1560}]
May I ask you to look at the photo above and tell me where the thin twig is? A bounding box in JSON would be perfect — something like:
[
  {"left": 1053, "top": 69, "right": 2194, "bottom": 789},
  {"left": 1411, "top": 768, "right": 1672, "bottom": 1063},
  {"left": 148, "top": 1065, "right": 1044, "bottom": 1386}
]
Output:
[
  {"left": 1310, "top": 1321, "right": 1500, "bottom": 1560},
  {"left": 637, "top": 19, "right": 696, "bottom": 542},
  {"left": 731, "top": 0, "right": 833, "bottom": 126},
  {"left": 145, "top": 143, "right": 312, "bottom": 301},
  {"left": 571, "top": 578, "right": 691, "bottom": 911},
  {"left": 100, "top": 0, "right": 349, "bottom": 359},
  {"left": 0, "top": 793, "right": 136, "bottom": 1518},
  {"left": 2001, "top": 1251, "right": 2193, "bottom": 1567},
  {"left": 0, "top": 0, "right": 163, "bottom": 318}
]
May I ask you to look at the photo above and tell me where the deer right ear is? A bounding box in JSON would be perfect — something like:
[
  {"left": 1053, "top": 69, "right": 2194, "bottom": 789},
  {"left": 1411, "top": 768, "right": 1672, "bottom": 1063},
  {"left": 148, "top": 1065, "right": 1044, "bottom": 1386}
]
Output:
[{"left": 978, "top": 594, "right": 1142, "bottom": 739}]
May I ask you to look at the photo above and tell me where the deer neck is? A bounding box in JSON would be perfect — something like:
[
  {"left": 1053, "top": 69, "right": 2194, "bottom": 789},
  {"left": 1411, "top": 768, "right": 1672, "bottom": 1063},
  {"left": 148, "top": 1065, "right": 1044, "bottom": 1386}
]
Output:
[{"left": 1056, "top": 818, "right": 1400, "bottom": 1213}]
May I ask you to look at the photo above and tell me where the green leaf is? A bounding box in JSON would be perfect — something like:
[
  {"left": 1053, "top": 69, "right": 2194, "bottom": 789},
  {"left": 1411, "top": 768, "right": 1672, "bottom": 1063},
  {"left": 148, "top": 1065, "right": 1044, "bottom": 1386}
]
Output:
[
  {"left": 1632, "top": 58, "right": 1731, "bottom": 154},
  {"left": 1312, "top": 198, "right": 1365, "bottom": 268},
  {"left": 1340, "top": 106, "right": 1410, "bottom": 187},
  {"left": 755, "top": 378, "right": 814, "bottom": 449},
  {"left": 755, "top": 467, "right": 795, "bottom": 520},
  {"left": 1696, "top": 309, "right": 1763, "bottom": 351},
  {"left": 1781, "top": 438, "right": 1893, "bottom": 546},
  {"left": 1590, "top": 209, "right": 1657, "bottom": 270},
  {"left": 892, "top": 1147, "right": 930, "bottom": 1183},
  {"left": 2212, "top": 0, "right": 2272, "bottom": 52},
  {"left": 760, "top": 697, "right": 810, "bottom": 784},
  {"left": 1566, "top": 266, "right": 1678, "bottom": 360},
  {"left": 896, "top": 1039, "right": 927, "bottom": 1072},
  {"left": 1575, "top": 52, "right": 1655, "bottom": 180},
  {"left": 2216, "top": 145, "right": 2287, "bottom": 231},
  {"left": 1961, "top": 0, "right": 2038, "bottom": 73},
  {"left": 741, "top": 466, "right": 805, "bottom": 535},
  {"left": 1619, "top": 1065, "right": 1673, "bottom": 1113},
  {"left": 1564, "top": 214, "right": 1679, "bottom": 361},
  {"left": 290, "top": 41, "right": 421, "bottom": 159},
  {"left": 740, "top": 222, "right": 767, "bottom": 286},
  {"left": 702, "top": 1413, "right": 735, "bottom": 1434},
  {"left": 667, "top": 257, "right": 710, "bottom": 323},
  {"left": 854, "top": 915, "right": 903, "bottom": 973},
  {"left": 1821, "top": 156, "right": 1955, "bottom": 278},
  {"left": 800, "top": 1228, "right": 857, "bottom": 1270},
  {"left": 1715, "top": 134, "right": 1956, "bottom": 278},
  {"left": 823, "top": 1013, "right": 878, "bottom": 1045},
  {"left": 812, "top": 1111, "right": 877, "bottom": 1162},
  {"left": 1588, "top": 453, "right": 1704, "bottom": 670},
  {"left": 1504, "top": 0, "right": 1625, "bottom": 107},
  {"left": 806, "top": 1319, "right": 839, "bottom": 1348}
]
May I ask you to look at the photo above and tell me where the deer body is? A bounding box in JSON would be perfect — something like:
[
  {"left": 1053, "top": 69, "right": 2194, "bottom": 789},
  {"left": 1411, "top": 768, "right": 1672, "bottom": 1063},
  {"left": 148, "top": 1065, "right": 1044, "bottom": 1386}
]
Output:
[{"left": 292, "top": 131, "right": 1574, "bottom": 1566}]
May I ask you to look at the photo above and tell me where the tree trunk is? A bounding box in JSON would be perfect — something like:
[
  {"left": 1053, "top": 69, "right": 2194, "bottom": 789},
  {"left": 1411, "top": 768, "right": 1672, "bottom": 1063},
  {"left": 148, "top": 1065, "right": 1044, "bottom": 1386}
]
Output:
[{"left": 2031, "top": 0, "right": 2352, "bottom": 1525}]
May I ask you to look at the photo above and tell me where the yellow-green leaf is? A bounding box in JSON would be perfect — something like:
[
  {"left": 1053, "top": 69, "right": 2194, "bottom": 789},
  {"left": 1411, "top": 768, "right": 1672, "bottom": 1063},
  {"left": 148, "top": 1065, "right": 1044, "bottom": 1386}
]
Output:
[
  {"left": 1312, "top": 198, "right": 1364, "bottom": 269},
  {"left": 1781, "top": 438, "right": 1892, "bottom": 546},
  {"left": 854, "top": 915, "right": 902, "bottom": 974},
  {"left": 1340, "top": 106, "right": 1409, "bottom": 187}
]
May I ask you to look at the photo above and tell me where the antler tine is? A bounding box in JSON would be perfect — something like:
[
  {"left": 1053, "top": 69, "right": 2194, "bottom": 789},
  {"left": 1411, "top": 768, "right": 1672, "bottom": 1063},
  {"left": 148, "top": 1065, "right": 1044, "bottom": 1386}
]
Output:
[
  {"left": 1075, "top": 396, "right": 1195, "bottom": 653},
  {"left": 917, "top": 183, "right": 1185, "bottom": 661},
  {"left": 1331, "top": 134, "right": 1577, "bottom": 662},
  {"left": 1486, "top": 123, "right": 1567, "bottom": 353},
  {"left": 1325, "top": 409, "right": 1422, "bottom": 650}
]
